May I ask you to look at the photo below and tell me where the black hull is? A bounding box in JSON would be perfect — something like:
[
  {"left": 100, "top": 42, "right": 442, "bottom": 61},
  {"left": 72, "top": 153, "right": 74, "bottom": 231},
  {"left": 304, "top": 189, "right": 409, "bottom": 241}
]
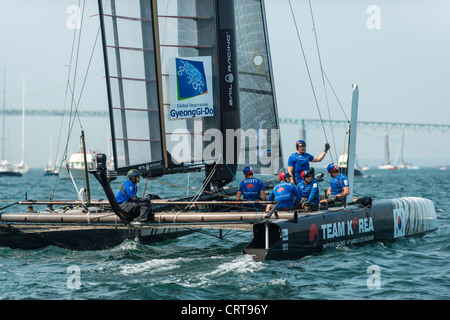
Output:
[
  {"left": 0, "top": 172, "right": 22, "bottom": 177},
  {"left": 243, "top": 197, "right": 437, "bottom": 261},
  {"left": 0, "top": 223, "right": 192, "bottom": 250}
]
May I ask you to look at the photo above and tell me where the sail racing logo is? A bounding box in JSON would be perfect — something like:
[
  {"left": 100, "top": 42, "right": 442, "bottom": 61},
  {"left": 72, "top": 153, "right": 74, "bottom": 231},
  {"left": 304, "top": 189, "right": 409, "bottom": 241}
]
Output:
[{"left": 169, "top": 56, "right": 214, "bottom": 119}]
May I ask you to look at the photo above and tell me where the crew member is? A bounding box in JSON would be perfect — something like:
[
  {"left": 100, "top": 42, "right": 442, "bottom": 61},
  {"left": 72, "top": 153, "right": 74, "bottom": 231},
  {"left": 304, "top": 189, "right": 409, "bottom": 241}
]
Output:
[
  {"left": 266, "top": 171, "right": 301, "bottom": 212},
  {"left": 287, "top": 140, "right": 330, "bottom": 185},
  {"left": 320, "top": 163, "right": 350, "bottom": 207},
  {"left": 297, "top": 170, "right": 320, "bottom": 211},
  {"left": 115, "top": 169, "right": 153, "bottom": 223},
  {"left": 236, "top": 166, "right": 266, "bottom": 201}
]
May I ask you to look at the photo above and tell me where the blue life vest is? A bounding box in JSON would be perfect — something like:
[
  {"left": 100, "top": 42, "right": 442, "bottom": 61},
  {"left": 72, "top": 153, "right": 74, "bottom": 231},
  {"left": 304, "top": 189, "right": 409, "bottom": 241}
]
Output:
[
  {"left": 238, "top": 178, "right": 265, "bottom": 201},
  {"left": 329, "top": 173, "right": 349, "bottom": 195},
  {"left": 116, "top": 179, "right": 138, "bottom": 204},
  {"left": 297, "top": 179, "right": 320, "bottom": 206},
  {"left": 287, "top": 152, "right": 314, "bottom": 184}
]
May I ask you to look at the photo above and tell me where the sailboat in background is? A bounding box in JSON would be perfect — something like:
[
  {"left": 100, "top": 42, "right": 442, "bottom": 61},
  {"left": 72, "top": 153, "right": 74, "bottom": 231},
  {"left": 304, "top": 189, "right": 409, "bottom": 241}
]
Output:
[
  {"left": 396, "top": 133, "right": 419, "bottom": 170},
  {"left": 13, "top": 76, "right": 29, "bottom": 175},
  {"left": 43, "top": 135, "right": 58, "bottom": 175},
  {"left": 0, "top": 68, "right": 21, "bottom": 177},
  {"left": 378, "top": 135, "right": 398, "bottom": 170}
]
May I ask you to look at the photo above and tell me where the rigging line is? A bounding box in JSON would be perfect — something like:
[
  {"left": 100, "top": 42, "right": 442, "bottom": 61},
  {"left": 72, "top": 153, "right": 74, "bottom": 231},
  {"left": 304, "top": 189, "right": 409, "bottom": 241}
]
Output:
[
  {"left": 63, "top": 25, "right": 101, "bottom": 181},
  {"left": 66, "top": 0, "right": 85, "bottom": 155},
  {"left": 72, "top": 26, "right": 102, "bottom": 127},
  {"left": 308, "top": 0, "right": 337, "bottom": 163},
  {"left": 63, "top": 20, "right": 100, "bottom": 197},
  {"left": 288, "top": 0, "right": 329, "bottom": 144},
  {"left": 61, "top": 0, "right": 87, "bottom": 187},
  {"left": 184, "top": 163, "right": 218, "bottom": 211},
  {"left": 153, "top": 179, "right": 236, "bottom": 199},
  {"left": 50, "top": 0, "right": 83, "bottom": 198},
  {"left": 323, "top": 70, "right": 349, "bottom": 122},
  {"left": 325, "top": 69, "right": 348, "bottom": 163},
  {"left": 67, "top": 0, "right": 87, "bottom": 136}
]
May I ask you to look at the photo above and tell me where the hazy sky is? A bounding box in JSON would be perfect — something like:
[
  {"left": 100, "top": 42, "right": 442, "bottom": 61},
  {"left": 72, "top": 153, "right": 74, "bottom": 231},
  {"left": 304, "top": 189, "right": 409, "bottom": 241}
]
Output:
[{"left": 0, "top": 0, "right": 449, "bottom": 169}]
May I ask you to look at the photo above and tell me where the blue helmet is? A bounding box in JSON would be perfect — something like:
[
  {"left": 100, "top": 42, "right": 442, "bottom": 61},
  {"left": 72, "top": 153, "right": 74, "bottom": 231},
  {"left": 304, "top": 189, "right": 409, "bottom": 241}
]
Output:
[
  {"left": 243, "top": 166, "right": 253, "bottom": 175},
  {"left": 296, "top": 140, "right": 306, "bottom": 148},
  {"left": 327, "top": 163, "right": 339, "bottom": 173}
]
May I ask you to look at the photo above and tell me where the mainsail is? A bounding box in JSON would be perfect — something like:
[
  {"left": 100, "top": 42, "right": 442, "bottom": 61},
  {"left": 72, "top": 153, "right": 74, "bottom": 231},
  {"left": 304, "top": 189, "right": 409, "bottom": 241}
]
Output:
[
  {"left": 98, "top": 0, "right": 281, "bottom": 183},
  {"left": 234, "top": 0, "right": 281, "bottom": 175}
]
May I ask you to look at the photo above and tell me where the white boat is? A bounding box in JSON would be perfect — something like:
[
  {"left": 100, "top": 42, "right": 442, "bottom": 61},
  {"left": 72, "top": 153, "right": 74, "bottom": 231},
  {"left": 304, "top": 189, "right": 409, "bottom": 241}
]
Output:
[
  {"left": 396, "top": 133, "right": 419, "bottom": 170},
  {"left": 1, "top": 69, "right": 22, "bottom": 177},
  {"left": 0, "top": 159, "right": 21, "bottom": 177},
  {"left": 43, "top": 135, "right": 58, "bottom": 175},
  {"left": 378, "top": 135, "right": 398, "bottom": 170},
  {"left": 13, "top": 76, "right": 29, "bottom": 175},
  {"left": 338, "top": 153, "right": 362, "bottom": 176},
  {"left": 13, "top": 161, "right": 29, "bottom": 175},
  {"left": 57, "top": 151, "right": 99, "bottom": 179},
  {"left": 378, "top": 164, "right": 398, "bottom": 170}
]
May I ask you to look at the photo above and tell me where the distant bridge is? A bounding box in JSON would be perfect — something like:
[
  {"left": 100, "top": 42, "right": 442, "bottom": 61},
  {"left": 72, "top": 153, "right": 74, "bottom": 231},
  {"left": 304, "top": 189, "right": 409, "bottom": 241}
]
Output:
[
  {"left": 3, "top": 108, "right": 107, "bottom": 118},
  {"left": 3, "top": 109, "right": 450, "bottom": 134},
  {"left": 280, "top": 118, "right": 450, "bottom": 134}
]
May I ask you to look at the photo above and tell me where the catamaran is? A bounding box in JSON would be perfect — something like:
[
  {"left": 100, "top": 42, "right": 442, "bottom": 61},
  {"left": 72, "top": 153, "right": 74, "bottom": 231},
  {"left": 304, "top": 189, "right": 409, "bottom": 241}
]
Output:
[{"left": 0, "top": 0, "right": 437, "bottom": 261}]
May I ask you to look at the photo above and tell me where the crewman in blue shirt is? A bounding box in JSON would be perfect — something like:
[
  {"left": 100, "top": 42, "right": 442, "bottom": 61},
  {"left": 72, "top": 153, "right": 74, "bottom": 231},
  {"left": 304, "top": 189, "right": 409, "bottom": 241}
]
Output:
[
  {"left": 287, "top": 140, "right": 330, "bottom": 185},
  {"left": 116, "top": 169, "right": 153, "bottom": 223},
  {"left": 297, "top": 170, "right": 320, "bottom": 211},
  {"left": 266, "top": 171, "right": 302, "bottom": 212},
  {"left": 320, "top": 163, "right": 350, "bottom": 207},
  {"left": 236, "top": 166, "right": 266, "bottom": 201}
]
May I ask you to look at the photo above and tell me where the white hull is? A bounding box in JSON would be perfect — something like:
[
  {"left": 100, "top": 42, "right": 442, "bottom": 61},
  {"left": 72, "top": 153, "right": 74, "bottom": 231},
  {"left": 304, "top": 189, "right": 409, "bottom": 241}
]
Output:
[
  {"left": 378, "top": 164, "right": 398, "bottom": 170},
  {"left": 57, "top": 167, "right": 87, "bottom": 180}
]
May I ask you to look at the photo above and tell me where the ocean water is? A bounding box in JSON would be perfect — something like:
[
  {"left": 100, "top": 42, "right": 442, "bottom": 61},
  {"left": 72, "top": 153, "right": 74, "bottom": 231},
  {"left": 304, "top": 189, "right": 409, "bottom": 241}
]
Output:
[{"left": 0, "top": 168, "right": 448, "bottom": 301}]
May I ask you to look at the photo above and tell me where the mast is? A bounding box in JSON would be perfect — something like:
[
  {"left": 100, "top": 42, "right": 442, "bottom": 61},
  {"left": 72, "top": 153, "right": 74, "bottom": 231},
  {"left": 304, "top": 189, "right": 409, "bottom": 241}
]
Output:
[
  {"left": 347, "top": 84, "right": 359, "bottom": 204},
  {"left": 384, "top": 135, "right": 390, "bottom": 165},
  {"left": 2, "top": 67, "right": 5, "bottom": 161},
  {"left": 400, "top": 132, "right": 405, "bottom": 166},
  {"left": 211, "top": 0, "right": 240, "bottom": 188},
  {"left": 21, "top": 75, "right": 25, "bottom": 165}
]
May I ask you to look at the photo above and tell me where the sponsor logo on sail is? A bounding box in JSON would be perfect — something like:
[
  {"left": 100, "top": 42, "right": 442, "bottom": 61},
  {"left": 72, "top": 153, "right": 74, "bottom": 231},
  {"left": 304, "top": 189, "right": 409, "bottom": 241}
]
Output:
[
  {"left": 175, "top": 58, "right": 208, "bottom": 100},
  {"left": 169, "top": 56, "right": 214, "bottom": 119}
]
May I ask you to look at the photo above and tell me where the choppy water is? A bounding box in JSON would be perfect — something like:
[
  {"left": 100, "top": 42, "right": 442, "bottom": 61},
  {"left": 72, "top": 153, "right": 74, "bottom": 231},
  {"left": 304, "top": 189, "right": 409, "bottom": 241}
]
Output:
[{"left": 0, "top": 168, "right": 449, "bottom": 301}]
